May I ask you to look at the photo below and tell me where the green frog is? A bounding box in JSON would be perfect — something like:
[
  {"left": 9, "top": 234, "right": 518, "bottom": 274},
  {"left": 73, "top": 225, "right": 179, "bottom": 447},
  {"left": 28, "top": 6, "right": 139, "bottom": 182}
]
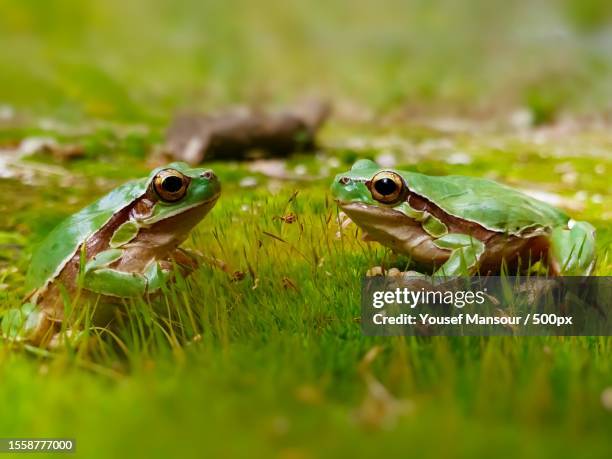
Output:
[
  {"left": 331, "top": 159, "right": 595, "bottom": 276},
  {"left": 2, "top": 162, "right": 220, "bottom": 346}
]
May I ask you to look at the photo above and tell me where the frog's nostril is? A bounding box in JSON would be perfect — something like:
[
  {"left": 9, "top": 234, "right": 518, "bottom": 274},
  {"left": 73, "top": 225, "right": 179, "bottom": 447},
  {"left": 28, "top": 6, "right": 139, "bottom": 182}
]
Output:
[
  {"left": 201, "top": 171, "right": 214, "bottom": 180},
  {"left": 339, "top": 177, "right": 351, "bottom": 185}
]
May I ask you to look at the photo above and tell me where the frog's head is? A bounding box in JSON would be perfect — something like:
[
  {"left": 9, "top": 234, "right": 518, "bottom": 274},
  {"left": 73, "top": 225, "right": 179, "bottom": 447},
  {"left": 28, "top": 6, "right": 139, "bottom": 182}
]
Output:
[
  {"left": 331, "top": 159, "right": 412, "bottom": 235},
  {"left": 130, "top": 162, "right": 221, "bottom": 245},
  {"left": 332, "top": 159, "right": 408, "bottom": 208},
  {"left": 142, "top": 162, "right": 220, "bottom": 222}
]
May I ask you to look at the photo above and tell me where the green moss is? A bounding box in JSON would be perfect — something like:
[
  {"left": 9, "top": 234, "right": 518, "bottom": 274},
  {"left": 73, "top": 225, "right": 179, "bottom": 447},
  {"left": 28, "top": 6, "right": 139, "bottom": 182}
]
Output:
[{"left": 1, "top": 121, "right": 611, "bottom": 457}]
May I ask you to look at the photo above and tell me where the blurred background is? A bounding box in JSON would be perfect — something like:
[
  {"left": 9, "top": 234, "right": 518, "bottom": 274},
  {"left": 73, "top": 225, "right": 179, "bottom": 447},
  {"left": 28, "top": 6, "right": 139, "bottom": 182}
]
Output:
[{"left": 1, "top": 0, "right": 612, "bottom": 123}]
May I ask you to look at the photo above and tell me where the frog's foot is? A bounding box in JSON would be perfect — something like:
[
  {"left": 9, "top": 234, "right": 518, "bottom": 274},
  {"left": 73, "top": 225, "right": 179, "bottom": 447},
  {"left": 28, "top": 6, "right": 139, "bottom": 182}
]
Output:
[
  {"left": 1, "top": 305, "right": 86, "bottom": 348},
  {"left": 84, "top": 249, "right": 167, "bottom": 297},
  {"left": 1, "top": 303, "right": 57, "bottom": 345},
  {"left": 386, "top": 268, "right": 427, "bottom": 279},
  {"left": 548, "top": 220, "right": 596, "bottom": 275},
  {"left": 151, "top": 248, "right": 201, "bottom": 287},
  {"left": 432, "top": 233, "right": 485, "bottom": 277},
  {"left": 85, "top": 262, "right": 171, "bottom": 297},
  {"left": 366, "top": 266, "right": 384, "bottom": 277},
  {"left": 83, "top": 248, "right": 196, "bottom": 298},
  {"left": 365, "top": 266, "right": 428, "bottom": 278}
]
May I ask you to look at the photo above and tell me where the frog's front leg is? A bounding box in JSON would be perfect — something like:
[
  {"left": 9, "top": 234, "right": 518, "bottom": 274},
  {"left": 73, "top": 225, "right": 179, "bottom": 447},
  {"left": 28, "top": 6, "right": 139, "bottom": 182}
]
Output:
[
  {"left": 432, "top": 233, "right": 485, "bottom": 276},
  {"left": 548, "top": 221, "right": 596, "bottom": 275},
  {"left": 168, "top": 247, "right": 200, "bottom": 274},
  {"left": 84, "top": 249, "right": 172, "bottom": 297}
]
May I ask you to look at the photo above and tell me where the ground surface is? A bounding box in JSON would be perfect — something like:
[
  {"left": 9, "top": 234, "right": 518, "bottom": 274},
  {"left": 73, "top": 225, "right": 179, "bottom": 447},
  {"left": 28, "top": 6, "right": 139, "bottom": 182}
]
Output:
[
  {"left": 1, "top": 118, "right": 610, "bottom": 459},
  {"left": 1, "top": 1, "right": 612, "bottom": 458}
]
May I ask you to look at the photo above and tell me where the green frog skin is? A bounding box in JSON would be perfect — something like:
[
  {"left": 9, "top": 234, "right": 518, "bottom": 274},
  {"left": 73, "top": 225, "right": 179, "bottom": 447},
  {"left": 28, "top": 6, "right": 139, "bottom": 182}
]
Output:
[
  {"left": 3, "top": 162, "right": 220, "bottom": 345},
  {"left": 331, "top": 160, "right": 595, "bottom": 277}
]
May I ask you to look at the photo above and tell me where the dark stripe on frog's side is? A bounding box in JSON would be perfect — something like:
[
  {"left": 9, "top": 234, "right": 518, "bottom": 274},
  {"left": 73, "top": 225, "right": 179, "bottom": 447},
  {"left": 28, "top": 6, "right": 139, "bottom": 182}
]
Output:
[
  {"left": 25, "top": 178, "right": 149, "bottom": 295},
  {"left": 406, "top": 191, "right": 552, "bottom": 273},
  {"left": 399, "top": 171, "right": 568, "bottom": 234},
  {"left": 30, "top": 196, "right": 147, "bottom": 323},
  {"left": 342, "top": 190, "right": 551, "bottom": 274},
  {"left": 406, "top": 194, "right": 516, "bottom": 239}
]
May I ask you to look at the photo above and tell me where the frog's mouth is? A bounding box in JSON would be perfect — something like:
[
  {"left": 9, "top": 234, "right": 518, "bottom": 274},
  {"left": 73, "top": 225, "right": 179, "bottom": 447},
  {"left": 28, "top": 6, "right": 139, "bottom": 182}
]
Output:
[
  {"left": 336, "top": 200, "right": 404, "bottom": 220},
  {"left": 336, "top": 200, "right": 420, "bottom": 237},
  {"left": 144, "top": 194, "right": 220, "bottom": 224},
  {"left": 144, "top": 194, "right": 219, "bottom": 232}
]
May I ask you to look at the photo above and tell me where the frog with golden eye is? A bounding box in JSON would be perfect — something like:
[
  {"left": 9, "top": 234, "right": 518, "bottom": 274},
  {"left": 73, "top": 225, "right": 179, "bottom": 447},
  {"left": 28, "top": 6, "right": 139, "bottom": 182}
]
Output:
[
  {"left": 2, "top": 162, "right": 220, "bottom": 345},
  {"left": 331, "top": 160, "right": 595, "bottom": 277}
]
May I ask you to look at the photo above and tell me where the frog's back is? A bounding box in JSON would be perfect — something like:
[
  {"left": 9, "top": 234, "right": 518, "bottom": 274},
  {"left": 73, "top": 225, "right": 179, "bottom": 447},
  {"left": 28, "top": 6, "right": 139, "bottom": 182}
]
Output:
[
  {"left": 25, "top": 178, "right": 147, "bottom": 293},
  {"left": 404, "top": 171, "right": 568, "bottom": 234}
]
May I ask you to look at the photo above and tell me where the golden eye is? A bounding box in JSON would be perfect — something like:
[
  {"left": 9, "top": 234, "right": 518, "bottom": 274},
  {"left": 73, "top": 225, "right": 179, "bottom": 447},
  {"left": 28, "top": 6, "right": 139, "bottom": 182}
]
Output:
[
  {"left": 153, "top": 169, "right": 189, "bottom": 202},
  {"left": 369, "top": 171, "right": 405, "bottom": 204}
]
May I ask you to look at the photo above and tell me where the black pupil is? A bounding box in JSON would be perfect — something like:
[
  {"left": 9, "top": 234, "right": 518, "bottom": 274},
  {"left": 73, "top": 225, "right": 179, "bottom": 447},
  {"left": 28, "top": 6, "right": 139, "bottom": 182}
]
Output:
[
  {"left": 162, "top": 176, "right": 183, "bottom": 193},
  {"left": 374, "top": 177, "right": 397, "bottom": 196}
]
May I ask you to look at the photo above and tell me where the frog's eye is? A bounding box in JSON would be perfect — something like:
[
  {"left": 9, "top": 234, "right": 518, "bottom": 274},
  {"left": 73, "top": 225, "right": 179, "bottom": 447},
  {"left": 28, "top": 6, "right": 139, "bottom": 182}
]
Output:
[
  {"left": 369, "top": 171, "right": 405, "bottom": 204},
  {"left": 153, "top": 169, "right": 190, "bottom": 202}
]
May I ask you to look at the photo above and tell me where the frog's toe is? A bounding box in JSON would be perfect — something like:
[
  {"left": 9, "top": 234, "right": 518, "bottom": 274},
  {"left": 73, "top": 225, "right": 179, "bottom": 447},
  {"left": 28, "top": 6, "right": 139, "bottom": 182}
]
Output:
[
  {"left": 1, "top": 303, "right": 50, "bottom": 343},
  {"left": 366, "top": 266, "right": 428, "bottom": 278},
  {"left": 386, "top": 268, "right": 427, "bottom": 278},
  {"left": 366, "top": 266, "right": 384, "bottom": 277},
  {"left": 548, "top": 221, "right": 596, "bottom": 275},
  {"left": 399, "top": 270, "right": 428, "bottom": 279}
]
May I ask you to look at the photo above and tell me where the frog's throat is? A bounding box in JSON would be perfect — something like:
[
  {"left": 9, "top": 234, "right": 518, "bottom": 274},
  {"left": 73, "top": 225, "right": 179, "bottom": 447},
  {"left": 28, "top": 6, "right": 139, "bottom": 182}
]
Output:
[{"left": 132, "top": 197, "right": 219, "bottom": 251}]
